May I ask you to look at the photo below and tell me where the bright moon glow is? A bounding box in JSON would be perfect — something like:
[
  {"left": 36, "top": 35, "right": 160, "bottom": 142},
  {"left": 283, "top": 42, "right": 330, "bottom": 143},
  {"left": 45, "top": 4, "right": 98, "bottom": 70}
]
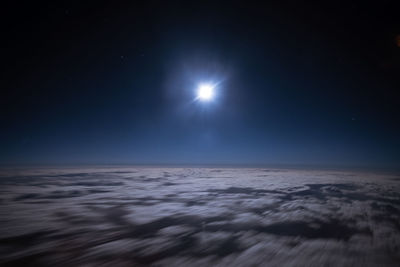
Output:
[{"left": 197, "top": 84, "right": 215, "bottom": 101}]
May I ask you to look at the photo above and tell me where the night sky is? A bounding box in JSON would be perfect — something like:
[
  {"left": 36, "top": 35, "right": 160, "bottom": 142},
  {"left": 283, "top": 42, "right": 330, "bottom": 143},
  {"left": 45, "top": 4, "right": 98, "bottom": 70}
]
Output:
[{"left": 2, "top": 1, "right": 400, "bottom": 168}]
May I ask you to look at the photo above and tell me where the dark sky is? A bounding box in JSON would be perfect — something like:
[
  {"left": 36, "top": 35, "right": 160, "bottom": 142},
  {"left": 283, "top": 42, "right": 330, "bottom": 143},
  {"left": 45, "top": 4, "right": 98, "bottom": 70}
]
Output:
[{"left": 2, "top": 1, "right": 400, "bottom": 168}]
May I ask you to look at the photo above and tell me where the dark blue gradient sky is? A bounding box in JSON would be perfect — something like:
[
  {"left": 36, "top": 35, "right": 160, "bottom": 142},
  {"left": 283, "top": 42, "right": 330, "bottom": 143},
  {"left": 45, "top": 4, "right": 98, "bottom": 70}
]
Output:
[{"left": 2, "top": 1, "right": 400, "bottom": 168}]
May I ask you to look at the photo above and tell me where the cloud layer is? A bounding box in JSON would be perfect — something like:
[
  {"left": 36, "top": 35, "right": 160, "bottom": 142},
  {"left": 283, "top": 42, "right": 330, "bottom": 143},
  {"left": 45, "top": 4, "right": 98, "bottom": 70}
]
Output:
[{"left": 0, "top": 168, "right": 399, "bottom": 266}]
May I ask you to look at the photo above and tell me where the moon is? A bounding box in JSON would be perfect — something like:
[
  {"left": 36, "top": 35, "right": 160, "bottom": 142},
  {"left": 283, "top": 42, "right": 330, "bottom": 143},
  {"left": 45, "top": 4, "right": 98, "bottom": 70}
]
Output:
[{"left": 196, "top": 83, "right": 215, "bottom": 101}]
